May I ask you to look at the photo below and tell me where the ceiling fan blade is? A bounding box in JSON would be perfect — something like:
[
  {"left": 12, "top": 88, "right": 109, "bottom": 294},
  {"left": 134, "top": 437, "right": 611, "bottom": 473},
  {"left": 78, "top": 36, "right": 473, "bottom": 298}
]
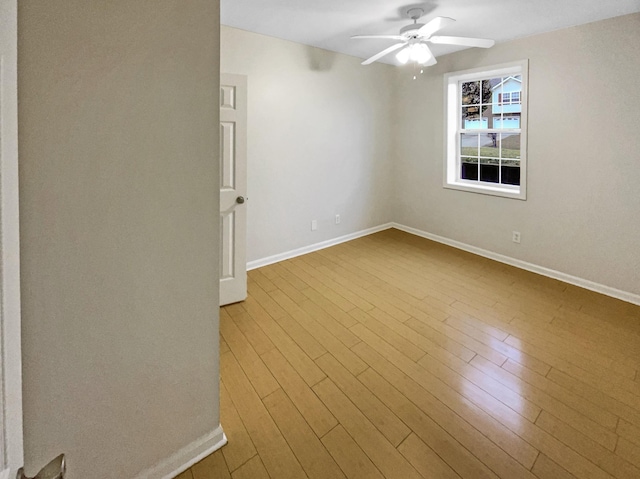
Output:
[
  {"left": 361, "top": 42, "right": 406, "bottom": 65},
  {"left": 429, "top": 35, "right": 495, "bottom": 48},
  {"left": 351, "top": 35, "right": 404, "bottom": 40},
  {"left": 416, "top": 16, "right": 455, "bottom": 39}
]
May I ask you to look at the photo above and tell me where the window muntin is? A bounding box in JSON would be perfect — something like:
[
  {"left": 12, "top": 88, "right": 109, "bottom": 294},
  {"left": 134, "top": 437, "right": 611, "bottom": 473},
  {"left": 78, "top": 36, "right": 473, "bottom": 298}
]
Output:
[{"left": 444, "top": 61, "right": 528, "bottom": 200}]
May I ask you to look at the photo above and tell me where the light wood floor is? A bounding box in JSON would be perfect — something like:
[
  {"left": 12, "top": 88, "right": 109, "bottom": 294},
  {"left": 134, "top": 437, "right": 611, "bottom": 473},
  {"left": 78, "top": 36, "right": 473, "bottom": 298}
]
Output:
[{"left": 178, "top": 229, "right": 640, "bottom": 479}]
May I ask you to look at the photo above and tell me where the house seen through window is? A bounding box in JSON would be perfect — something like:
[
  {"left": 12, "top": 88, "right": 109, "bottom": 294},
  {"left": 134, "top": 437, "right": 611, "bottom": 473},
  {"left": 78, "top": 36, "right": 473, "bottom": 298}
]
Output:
[{"left": 444, "top": 61, "right": 528, "bottom": 200}]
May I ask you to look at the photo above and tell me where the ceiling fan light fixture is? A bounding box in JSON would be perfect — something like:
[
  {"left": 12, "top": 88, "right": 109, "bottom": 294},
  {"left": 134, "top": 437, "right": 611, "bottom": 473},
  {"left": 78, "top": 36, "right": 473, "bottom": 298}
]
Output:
[
  {"left": 411, "top": 43, "right": 432, "bottom": 64},
  {"left": 396, "top": 47, "right": 410, "bottom": 64},
  {"left": 396, "top": 43, "right": 433, "bottom": 65}
]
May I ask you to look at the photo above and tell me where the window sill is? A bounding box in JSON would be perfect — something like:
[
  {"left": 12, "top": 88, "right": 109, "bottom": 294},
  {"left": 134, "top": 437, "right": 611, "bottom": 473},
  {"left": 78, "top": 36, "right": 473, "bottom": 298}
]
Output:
[{"left": 444, "top": 180, "right": 526, "bottom": 200}]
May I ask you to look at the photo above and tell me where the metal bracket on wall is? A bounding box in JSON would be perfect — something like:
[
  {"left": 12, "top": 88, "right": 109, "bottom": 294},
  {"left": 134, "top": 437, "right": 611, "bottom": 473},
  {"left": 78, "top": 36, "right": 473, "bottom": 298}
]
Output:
[{"left": 16, "top": 455, "right": 65, "bottom": 479}]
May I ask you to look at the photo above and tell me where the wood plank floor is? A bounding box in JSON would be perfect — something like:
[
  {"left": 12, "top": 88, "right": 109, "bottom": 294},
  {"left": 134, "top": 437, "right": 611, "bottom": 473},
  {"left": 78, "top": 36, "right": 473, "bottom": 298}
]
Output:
[{"left": 178, "top": 229, "right": 640, "bottom": 479}]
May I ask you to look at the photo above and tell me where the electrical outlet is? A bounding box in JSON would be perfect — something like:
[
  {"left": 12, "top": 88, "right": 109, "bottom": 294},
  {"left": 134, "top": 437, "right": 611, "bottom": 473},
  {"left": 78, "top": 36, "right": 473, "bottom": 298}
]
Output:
[
  {"left": 335, "top": 214, "right": 341, "bottom": 225},
  {"left": 512, "top": 231, "right": 521, "bottom": 243},
  {"left": 311, "top": 220, "right": 318, "bottom": 231}
]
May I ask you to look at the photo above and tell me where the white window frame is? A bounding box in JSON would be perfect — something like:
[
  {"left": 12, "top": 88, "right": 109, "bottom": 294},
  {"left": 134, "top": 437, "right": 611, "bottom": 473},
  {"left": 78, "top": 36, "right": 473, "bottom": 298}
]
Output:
[{"left": 444, "top": 60, "right": 528, "bottom": 200}]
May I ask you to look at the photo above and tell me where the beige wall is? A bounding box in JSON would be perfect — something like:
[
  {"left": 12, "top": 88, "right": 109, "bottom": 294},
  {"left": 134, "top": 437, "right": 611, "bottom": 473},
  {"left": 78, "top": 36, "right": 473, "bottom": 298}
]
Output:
[
  {"left": 18, "top": 1, "right": 221, "bottom": 478},
  {"left": 392, "top": 13, "right": 640, "bottom": 296},
  {"left": 221, "top": 26, "right": 396, "bottom": 263}
]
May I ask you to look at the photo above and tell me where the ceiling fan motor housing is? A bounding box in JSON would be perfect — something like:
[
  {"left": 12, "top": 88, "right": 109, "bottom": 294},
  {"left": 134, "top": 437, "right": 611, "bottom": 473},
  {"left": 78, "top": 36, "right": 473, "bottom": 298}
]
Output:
[{"left": 400, "top": 23, "right": 425, "bottom": 37}]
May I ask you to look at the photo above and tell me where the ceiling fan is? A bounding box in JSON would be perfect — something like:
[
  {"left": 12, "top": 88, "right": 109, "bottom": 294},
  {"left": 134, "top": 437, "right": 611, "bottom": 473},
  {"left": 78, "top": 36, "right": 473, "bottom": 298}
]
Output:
[{"left": 352, "top": 8, "right": 495, "bottom": 66}]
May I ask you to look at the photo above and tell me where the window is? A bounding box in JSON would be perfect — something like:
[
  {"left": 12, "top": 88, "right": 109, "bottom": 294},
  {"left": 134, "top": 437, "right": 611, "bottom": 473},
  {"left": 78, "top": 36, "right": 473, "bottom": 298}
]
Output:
[
  {"left": 500, "top": 91, "right": 521, "bottom": 105},
  {"left": 444, "top": 60, "right": 528, "bottom": 199}
]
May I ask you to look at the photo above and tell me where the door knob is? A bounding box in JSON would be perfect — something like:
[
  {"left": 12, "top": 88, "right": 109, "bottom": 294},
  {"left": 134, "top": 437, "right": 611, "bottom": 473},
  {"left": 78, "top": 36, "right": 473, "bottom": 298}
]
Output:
[{"left": 236, "top": 196, "right": 245, "bottom": 204}]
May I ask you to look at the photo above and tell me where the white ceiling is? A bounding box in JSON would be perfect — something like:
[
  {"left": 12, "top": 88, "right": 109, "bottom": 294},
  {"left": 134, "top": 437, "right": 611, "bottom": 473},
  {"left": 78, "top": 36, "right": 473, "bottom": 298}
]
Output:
[{"left": 221, "top": 0, "right": 640, "bottom": 65}]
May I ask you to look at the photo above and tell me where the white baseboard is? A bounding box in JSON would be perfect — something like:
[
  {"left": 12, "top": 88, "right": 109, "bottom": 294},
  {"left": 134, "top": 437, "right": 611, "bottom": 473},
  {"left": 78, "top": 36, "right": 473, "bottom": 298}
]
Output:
[
  {"left": 246, "top": 221, "right": 640, "bottom": 306},
  {"left": 392, "top": 223, "right": 640, "bottom": 306},
  {"left": 133, "top": 425, "right": 227, "bottom": 479},
  {"left": 247, "top": 223, "right": 394, "bottom": 271}
]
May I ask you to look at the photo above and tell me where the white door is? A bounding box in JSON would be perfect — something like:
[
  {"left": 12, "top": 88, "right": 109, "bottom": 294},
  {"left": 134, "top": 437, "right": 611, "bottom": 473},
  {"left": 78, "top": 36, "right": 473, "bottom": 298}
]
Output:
[
  {"left": 0, "top": 0, "right": 24, "bottom": 476},
  {"left": 219, "top": 74, "right": 248, "bottom": 306}
]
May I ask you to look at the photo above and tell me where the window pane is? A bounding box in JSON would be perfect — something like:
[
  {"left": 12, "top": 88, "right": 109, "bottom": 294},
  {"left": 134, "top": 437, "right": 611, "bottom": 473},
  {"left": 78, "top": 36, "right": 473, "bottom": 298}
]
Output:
[
  {"left": 497, "top": 77, "right": 507, "bottom": 104},
  {"left": 500, "top": 133, "right": 521, "bottom": 160},
  {"left": 483, "top": 78, "right": 501, "bottom": 93},
  {"left": 460, "top": 133, "right": 479, "bottom": 157},
  {"left": 462, "top": 109, "right": 487, "bottom": 129},
  {"left": 479, "top": 133, "right": 499, "bottom": 159},
  {"left": 501, "top": 162, "right": 520, "bottom": 185},
  {"left": 480, "top": 158, "right": 499, "bottom": 183},
  {"left": 461, "top": 81, "right": 480, "bottom": 105},
  {"left": 461, "top": 157, "right": 478, "bottom": 180},
  {"left": 461, "top": 106, "right": 483, "bottom": 129}
]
